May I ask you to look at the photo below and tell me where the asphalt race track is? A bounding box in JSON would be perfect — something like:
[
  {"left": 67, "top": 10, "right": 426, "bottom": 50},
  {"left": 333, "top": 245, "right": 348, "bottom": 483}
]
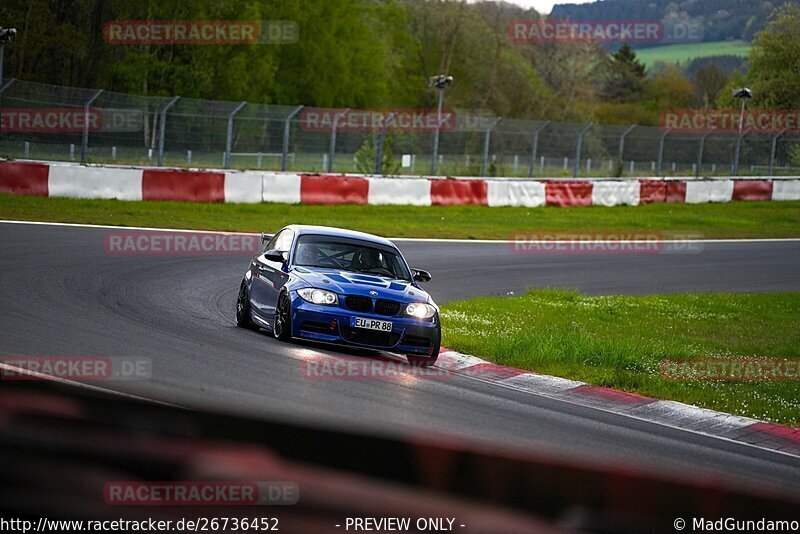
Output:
[{"left": 2, "top": 221, "right": 800, "bottom": 495}]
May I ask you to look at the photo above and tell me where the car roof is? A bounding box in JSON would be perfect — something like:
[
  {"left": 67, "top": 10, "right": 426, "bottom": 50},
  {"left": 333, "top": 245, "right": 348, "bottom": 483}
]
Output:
[{"left": 285, "top": 225, "right": 397, "bottom": 249}]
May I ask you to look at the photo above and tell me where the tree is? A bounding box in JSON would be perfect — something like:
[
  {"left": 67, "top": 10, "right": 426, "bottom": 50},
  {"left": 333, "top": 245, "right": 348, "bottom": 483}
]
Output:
[
  {"left": 747, "top": 4, "right": 800, "bottom": 109},
  {"left": 643, "top": 65, "right": 696, "bottom": 111},
  {"left": 596, "top": 44, "right": 647, "bottom": 103},
  {"left": 693, "top": 64, "right": 728, "bottom": 108}
]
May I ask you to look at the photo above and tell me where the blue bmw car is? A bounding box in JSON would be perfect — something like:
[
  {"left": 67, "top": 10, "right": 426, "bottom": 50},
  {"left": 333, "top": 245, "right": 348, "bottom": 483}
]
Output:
[{"left": 236, "top": 225, "right": 441, "bottom": 366}]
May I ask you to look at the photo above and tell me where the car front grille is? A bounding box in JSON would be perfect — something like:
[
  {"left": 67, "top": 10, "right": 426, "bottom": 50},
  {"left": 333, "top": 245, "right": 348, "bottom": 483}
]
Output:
[
  {"left": 344, "top": 295, "right": 373, "bottom": 313},
  {"left": 374, "top": 299, "right": 402, "bottom": 316}
]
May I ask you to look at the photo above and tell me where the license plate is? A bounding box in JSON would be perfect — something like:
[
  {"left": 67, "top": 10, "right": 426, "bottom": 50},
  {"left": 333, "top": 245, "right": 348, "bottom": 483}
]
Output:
[{"left": 352, "top": 317, "right": 393, "bottom": 332}]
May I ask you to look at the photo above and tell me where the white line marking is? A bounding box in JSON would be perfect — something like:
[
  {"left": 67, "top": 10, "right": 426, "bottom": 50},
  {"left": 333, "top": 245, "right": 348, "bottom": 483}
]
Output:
[{"left": 1, "top": 219, "right": 799, "bottom": 244}]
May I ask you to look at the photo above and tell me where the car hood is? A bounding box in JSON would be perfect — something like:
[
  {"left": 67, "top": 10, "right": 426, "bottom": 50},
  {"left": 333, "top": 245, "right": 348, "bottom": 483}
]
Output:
[{"left": 292, "top": 267, "right": 433, "bottom": 304}]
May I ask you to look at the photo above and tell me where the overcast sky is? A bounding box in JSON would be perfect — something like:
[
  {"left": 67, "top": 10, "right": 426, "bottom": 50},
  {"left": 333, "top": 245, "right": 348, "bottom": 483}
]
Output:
[{"left": 497, "top": 0, "right": 597, "bottom": 14}]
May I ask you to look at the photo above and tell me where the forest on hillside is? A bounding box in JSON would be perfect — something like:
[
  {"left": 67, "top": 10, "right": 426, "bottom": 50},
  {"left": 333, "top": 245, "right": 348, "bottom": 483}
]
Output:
[
  {"left": 553, "top": 0, "right": 800, "bottom": 42},
  {"left": 1, "top": 0, "right": 799, "bottom": 126}
]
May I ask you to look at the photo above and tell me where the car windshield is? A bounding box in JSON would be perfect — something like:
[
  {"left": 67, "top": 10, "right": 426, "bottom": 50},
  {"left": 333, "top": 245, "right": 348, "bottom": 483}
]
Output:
[{"left": 294, "top": 235, "right": 411, "bottom": 281}]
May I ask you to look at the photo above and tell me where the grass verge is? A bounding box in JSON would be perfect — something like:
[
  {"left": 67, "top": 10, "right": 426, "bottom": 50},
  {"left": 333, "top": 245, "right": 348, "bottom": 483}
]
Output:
[
  {"left": 1, "top": 194, "right": 800, "bottom": 239},
  {"left": 441, "top": 290, "right": 800, "bottom": 425}
]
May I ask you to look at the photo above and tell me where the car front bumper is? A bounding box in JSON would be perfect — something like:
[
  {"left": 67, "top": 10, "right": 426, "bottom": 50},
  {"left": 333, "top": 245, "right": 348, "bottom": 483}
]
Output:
[{"left": 290, "top": 295, "right": 440, "bottom": 356}]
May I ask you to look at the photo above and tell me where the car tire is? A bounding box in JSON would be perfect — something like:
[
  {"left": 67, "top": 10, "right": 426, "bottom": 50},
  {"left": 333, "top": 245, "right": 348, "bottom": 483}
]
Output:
[
  {"left": 407, "top": 342, "right": 439, "bottom": 368},
  {"left": 236, "top": 281, "right": 256, "bottom": 329},
  {"left": 273, "top": 290, "right": 293, "bottom": 341}
]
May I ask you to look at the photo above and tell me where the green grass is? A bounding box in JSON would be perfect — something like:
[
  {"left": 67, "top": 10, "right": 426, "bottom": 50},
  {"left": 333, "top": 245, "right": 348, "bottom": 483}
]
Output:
[
  {"left": 635, "top": 40, "right": 750, "bottom": 68},
  {"left": 1, "top": 194, "right": 800, "bottom": 239},
  {"left": 441, "top": 290, "right": 800, "bottom": 425}
]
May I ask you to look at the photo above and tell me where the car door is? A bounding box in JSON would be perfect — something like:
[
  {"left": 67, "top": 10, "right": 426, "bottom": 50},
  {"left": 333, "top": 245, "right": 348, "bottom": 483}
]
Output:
[{"left": 249, "top": 228, "right": 294, "bottom": 322}]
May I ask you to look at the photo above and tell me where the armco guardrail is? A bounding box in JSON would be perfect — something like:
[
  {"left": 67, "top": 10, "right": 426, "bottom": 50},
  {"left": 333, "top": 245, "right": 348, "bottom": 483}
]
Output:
[{"left": 1, "top": 160, "right": 799, "bottom": 207}]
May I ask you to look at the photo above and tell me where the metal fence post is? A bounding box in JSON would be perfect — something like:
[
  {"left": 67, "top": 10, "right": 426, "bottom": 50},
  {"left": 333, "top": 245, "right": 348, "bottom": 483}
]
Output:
[
  {"left": 282, "top": 105, "right": 304, "bottom": 171},
  {"left": 224, "top": 101, "right": 247, "bottom": 169},
  {"left": 769, "top": 128, "right": 786, "bottom": 177},
  {"left": 157, "top": 96, "right": 180, "bottom": 167},
  {"left": 374, "top": 129, "right": 384, "bottom": 175},
  {"left": 618, "top": 124, "right": 636, "bottom": 162},
  {"left": 733, "top": 129, "right": 747, "bottom": 176},
  {"left": 528, "top": 121, "right": 550, "bottom": 178},
  {"left": 374, "top": 111, "right": 396, "bottom": 175},
  {"left": 480, "top": 119, "right": 501, "bottom": 177},
  {"left": 696, "top": 131, "right": 711, "bottom": 178},
  {"left": 328, "top": 109, "right": 349, "bottom": 173},
  {"left": 0, "top": 78, "right": 15, "bottom": 141},
  {"left": 0, "top": 78, "right": 15, "bottom": 95},
  {"left": 80, "top": 90, "right": 103, "bottom": 164},
  {"left": 573, "top": 123, "right": 592, "bottom": 177},
  {"left": 656, "top": 129, "right": 671, "bottom": 177}
]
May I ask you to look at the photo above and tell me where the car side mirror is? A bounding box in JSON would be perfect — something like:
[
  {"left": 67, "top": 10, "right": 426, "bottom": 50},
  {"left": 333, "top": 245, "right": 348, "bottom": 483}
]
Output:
[
  {"left": 260, "top": 232, "right": 272, "bottom": 245},
  {"left": 264, "top": 249, "right": 288, "bottom": 263},
  {"left": 412, "top": 269, "right": 432, "bottom": 283}
]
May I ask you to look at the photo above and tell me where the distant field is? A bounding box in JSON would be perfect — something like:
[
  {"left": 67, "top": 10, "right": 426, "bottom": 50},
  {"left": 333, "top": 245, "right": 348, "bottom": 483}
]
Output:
[{"left": 635, "top": 40, "right": 750, "bottom": 68}]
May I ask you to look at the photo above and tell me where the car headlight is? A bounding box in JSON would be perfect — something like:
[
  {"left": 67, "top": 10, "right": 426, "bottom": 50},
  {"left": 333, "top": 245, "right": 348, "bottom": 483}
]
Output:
[
  {"left": 405, "top": 302, "right": 436, "bottom": 319},
  {"left": 298, "top": 288, "right": 339, "bottom": 305}
]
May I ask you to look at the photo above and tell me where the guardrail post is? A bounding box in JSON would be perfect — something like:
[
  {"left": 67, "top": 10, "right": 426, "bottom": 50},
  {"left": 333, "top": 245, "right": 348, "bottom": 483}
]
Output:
[
  {"left": 328, "top": 109, "right": 349, "bottom": 173},
  {"left": 224, "top": 101, "right": 247, "bottom": 169},
  {"left": 281, "top": 105, "right": 303, "bottom": 171},
  {"left": 656, "top": 129, "right": 671, "bottom": 177},
  {"left": 573, "top": 123, "right": 592, "bottom": 177},
  {"left": 81, "top": 89, "right": 104, "bottom": 164},
  {"left": 769, "top": 128, "right": 786, "bottom": 177},
  {"left": 157, "top": 96, "right": 180, "bottom": 167},
  {"left": 528, "top": 121, "right": 549, "bottom": 178},
  {"left": 696, "top": 131, "right": 711, "bottom": 178}
]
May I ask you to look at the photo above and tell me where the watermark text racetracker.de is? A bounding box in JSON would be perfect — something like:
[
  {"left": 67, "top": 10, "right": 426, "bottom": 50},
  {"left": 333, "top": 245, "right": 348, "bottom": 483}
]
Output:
[
  {"left": 509, "top": 18, "right": 702, "bottom": 44},
  {"left": 0, "top": 355, "right": 151, "bottom": 381},
  {"left": 104, "top": 481, "right": 298, "bottom": 506},
  {"left": 661, "top": 358, "right": 800, "bottom": 382},
  {"left": 301, "top": 356, "right": 451, "bottom": 381},
  {"left": 104, "top": 231, "right": 261, "bottom": 255},
  {"left": 104, "top": 20, "right": 298, "bottom": 45},
  {"left": 509, "top": 231, "right": 704, "bottom": 255},
  {"left": 662, "top": 109, "right": 800, "bottom": 134},
  {"left": 1, "top": 108, "right": 142, "bottom": 133},
  {"left": 299, "top": 108, "right": 456, "bottom": 133}
]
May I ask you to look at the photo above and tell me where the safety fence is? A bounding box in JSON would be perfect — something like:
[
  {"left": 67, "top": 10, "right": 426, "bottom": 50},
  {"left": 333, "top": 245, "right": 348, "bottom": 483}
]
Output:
[{"left": 3, "top": 78, "right": 800, "bottom": 178}]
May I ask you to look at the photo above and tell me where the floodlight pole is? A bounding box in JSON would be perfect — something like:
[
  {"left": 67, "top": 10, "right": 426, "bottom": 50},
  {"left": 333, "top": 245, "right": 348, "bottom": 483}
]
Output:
[
  {"left": 431, "top": 86, "right": 445, "bottom": 175},
  {"left": 732, "top": 88, "right": 752, "bottom": 176},
  {"left": 429, "top": 75, "right": 453, "bottom": 176}
]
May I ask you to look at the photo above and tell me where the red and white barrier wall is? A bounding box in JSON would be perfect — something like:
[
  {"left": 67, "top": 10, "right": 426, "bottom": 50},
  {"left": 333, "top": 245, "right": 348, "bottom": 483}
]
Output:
[{"left": 2, "top": 160, "right": 800, "bottom": 207}]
